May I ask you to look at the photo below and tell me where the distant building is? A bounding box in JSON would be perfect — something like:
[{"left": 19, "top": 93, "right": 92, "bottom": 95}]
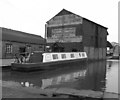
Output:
[
  {"left": 113, "top": 45, "right": 120, "bottom": 57},
  {"left": 108, "top": 43, "right": 120, "bottom": 58},
  {"left": 45, "top": 9, "right": 108, "bottom": 60},
  {"left": 0, "top": 27, "right": 45, "bottom": 59}
]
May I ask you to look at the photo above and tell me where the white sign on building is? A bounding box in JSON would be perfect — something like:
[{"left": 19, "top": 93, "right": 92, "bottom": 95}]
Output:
[{"left": 47, "top": 27, "right": 82, "bottom": 43}]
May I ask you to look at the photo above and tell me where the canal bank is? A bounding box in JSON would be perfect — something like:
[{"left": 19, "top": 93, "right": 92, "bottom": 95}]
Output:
[
  {"left": 1, "top": 80, "right": 119, "bottom": 99},
  {"left": 0, "top": 59, "right": 14, "bottom": 67}
]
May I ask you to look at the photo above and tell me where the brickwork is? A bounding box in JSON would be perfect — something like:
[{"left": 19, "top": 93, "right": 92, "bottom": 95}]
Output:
[
  {"left": 1, "top": 27, "right": 45, "bottom": 59},
  {"left": 46, "top": 9, "right": 108, "bottom": 60},
  {"left": 2, "top": 41, "right": 44, "bottom": 59}
]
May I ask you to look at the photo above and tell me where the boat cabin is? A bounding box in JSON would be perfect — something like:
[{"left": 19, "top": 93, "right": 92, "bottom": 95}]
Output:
[
  {"left": 42, "top": 52, "right": 87, "bottom": 63},
  {"left": 14, "top": 51, "right": 87, "bottom": 64}
]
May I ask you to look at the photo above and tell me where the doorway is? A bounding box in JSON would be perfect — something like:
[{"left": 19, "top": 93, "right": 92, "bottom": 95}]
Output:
[{"left": 52, "top": 42, "right": 64, "bottom": 52}]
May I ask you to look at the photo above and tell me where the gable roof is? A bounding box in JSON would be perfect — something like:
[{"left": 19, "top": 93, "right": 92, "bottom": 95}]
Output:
[
  {"left": 46, "top": 9, "right": 108, "bottom": 30},
  {"left": 2, "top": 27, "right": 45, "bottom": 44},
  {"left": 46, "top": 9, "right": 81, "bottom": 23},
  {"left": 107, "top": 41, "right": 113, "bottom": 48},
  {"left": 54, "top": 9, "right": 74, "bottom": 16}
]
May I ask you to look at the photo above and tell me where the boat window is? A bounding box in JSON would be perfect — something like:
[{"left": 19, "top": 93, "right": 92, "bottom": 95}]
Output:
[
  {"left": 82, "top": 53, "right": 85, "bottom": 57},
  {"left": 61, "top": 54, "right": 66, "bottom": 59},
  {"left": 70, "top": 54, "right": 74, "bottom": 58},
  {"left": 79, "top": 53, "right": 81, "bottom": 57},
  {"left": 52, "top": 54, "right": 58, "bottom": 59}
]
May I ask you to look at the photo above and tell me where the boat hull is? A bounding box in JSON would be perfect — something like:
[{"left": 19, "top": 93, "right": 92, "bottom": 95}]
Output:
[{"left": 11, "top": 58, "right": 87, "bottom": 72}]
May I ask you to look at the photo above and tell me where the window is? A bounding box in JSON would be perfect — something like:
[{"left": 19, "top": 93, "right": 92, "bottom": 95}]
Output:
[
  {"left": 70, "top": 54, "right": 74, "bottom": 58},
  {"left": 61, "top": 54, "right": 66, "bottom": 59},
  {"left": 6, "top": 44, "right": 12, "bottom": 53},
  {"left": 79, "top": 53, "right": 81, "bottom": 57},
  {"left": 82, "top": 53, "right": 85, "bottom": 57},
  {"left": 52, "top": 54, "right": 58, "bottom": 59}
]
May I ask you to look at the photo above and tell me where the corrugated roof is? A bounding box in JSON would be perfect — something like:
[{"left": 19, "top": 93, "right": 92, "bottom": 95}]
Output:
[{"left": 2, "top": 27, "right": 45, "bottom": 44}]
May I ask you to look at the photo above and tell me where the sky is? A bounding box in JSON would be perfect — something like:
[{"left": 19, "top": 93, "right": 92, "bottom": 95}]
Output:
[{"left": 0, "top": 0, "right": 119, "bottom": 43}]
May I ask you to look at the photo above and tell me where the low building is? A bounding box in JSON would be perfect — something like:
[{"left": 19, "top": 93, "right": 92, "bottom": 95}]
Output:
[
  {"left": 112, "top": 45, "right": 120, "bottom": 57},
  {"left": 108, "top": 43, "right": 120, "bottom": 58},
  {"left": 0, "top": 27, "right": 45, "bottom": 59},
  {"left": 45, "top": 9, "right": 108, "bottom": 60}
]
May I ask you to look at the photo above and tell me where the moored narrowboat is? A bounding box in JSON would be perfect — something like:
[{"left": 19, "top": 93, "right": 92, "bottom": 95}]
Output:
[{"left": 11, "top": 51, "right": 87, "bottom": 71}]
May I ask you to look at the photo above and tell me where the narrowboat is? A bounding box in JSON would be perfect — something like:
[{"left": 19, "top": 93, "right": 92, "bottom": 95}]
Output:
[{"left": 11, "top": 51, "right": 87, "bottom": 71}]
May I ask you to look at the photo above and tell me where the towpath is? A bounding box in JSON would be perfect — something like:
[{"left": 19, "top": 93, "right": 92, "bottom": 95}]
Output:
[{"left": 1, "top": 80, "right": 119, "bottom": 99}]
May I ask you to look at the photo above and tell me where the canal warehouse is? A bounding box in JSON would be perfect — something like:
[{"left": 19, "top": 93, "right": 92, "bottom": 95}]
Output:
[
  {"left": 1, "top": 27, "right": 45, "bottom": 59},
  {"left": 45, "top": 9, "right": 108, "bottom": 60}
]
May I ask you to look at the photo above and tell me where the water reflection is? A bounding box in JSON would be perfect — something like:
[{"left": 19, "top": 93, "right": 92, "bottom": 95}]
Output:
[
  {"left": 41, "top": 70, "right": 87, "bottom": 89},
  {"left": 106, "top": 60, "right": 113, "bottom": 72},
  {"left": 2, "top": 60, "right": 119, "bottom": 94},
  {"left": 80, "top": 61, "right": 106, "bottom": 91},
  {"left": 105, "top": 60, "right": 119, "bottom": 93},
  {"left": 12, "top": 61, "right": 106, "bottom": 91}
]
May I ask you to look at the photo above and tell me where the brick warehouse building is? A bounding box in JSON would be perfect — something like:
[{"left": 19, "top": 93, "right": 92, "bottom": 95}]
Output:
[
  {"left": 45, "top": 9, "right": 108, "bottom": 60},
  {"left": 0, "top": 27, "right": 45, "bottom": 59}
]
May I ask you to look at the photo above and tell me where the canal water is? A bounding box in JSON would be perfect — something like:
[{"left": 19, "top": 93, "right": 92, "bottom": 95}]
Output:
[{"left": 1, "top": 60, "right": 119, "bottom": 94}]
